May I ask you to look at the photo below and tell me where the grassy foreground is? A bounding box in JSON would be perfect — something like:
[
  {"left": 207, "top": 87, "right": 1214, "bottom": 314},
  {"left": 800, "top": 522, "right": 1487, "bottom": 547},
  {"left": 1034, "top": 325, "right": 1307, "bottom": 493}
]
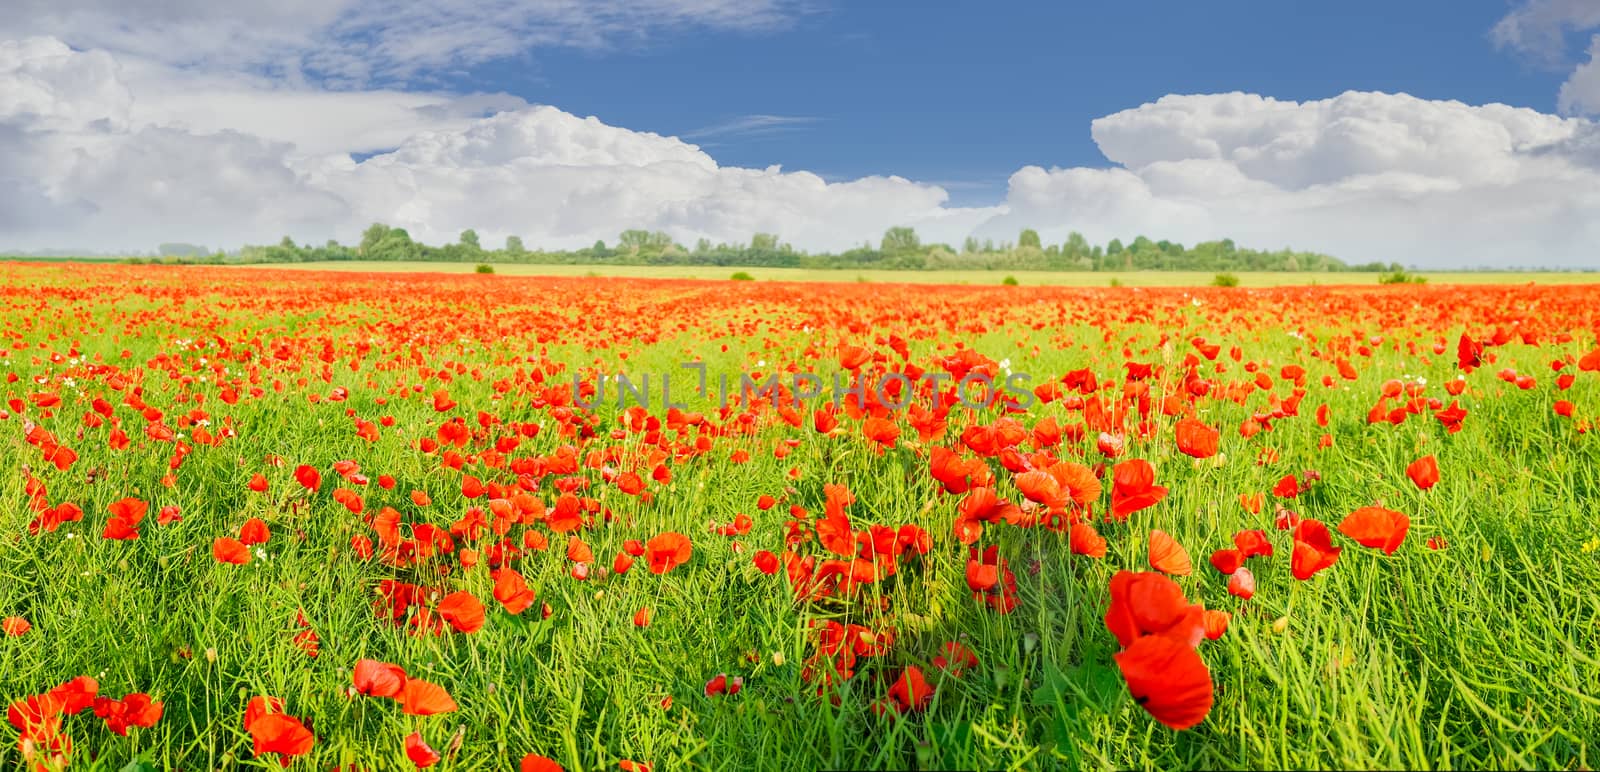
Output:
[
  {"left": 216, "top": 260, "right": 1600, "bottom": 287},
  {"left": 1, "top": 263, "right": 1597, "bottom": 770}
]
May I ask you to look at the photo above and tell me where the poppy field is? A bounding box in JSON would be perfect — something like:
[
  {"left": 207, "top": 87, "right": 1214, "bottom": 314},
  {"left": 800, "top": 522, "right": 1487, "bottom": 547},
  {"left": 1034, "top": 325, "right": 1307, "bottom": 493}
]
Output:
[{"left": 2, "top": 263, "right": 1599, "bottom": 771}]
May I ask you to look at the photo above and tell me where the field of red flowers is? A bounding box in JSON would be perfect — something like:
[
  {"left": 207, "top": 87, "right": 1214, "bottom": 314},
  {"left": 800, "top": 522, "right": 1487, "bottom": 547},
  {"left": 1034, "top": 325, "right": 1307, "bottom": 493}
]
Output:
[{"left": 2, "top": 263, "right": 1598, "bottom": 770}]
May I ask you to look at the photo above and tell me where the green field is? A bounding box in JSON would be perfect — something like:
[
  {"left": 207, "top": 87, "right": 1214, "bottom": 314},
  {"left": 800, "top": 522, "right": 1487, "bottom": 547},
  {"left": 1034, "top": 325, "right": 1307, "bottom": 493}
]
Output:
[
  {"left": 2, "top": 264, "right": 1598, "bottom": 770},
  {"left": 218, "top": 261, "right": 1600, "bottom": 286}
]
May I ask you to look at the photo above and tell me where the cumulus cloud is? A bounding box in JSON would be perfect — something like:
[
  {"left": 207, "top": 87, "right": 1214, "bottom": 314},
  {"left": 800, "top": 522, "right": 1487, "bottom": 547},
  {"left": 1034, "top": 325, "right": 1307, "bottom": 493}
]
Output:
[
  {"left": 114, "top": 57, "right": 531, "bottom": 157},
  {"left": 0, "top": 36, "right": 987, "bottom": 254},
  {"left": 5, "top": 37, "right": 1600, "bottom": 267},
  {"left": 1558, "top": 35, "right": 1600, "bottom": 115},
  {"left": 969, "top": 92, "right": 1600, "bottom": 268}
]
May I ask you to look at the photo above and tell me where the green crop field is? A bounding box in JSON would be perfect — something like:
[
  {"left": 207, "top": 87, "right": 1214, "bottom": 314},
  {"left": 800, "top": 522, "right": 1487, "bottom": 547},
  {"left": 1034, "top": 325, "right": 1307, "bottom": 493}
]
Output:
[{"left": 1, "top": 263, "right": 1597, "bottom": 771}]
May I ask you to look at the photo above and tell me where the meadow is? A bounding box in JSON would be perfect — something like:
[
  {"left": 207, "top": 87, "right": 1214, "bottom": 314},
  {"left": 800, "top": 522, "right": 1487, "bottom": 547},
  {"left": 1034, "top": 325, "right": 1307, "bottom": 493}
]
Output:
[{"left": 1, "top": 263, "right": 1597, "bottom": 771}]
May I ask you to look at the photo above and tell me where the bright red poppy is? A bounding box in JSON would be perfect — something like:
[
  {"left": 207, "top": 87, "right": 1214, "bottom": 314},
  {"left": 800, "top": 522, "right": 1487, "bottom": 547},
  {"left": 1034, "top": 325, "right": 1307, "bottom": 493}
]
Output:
[
  {"left": 645, "top": 532, "right": 693, "bottom": 574},
  {"left": 1338, "top": 507, "right": 1410, "bottom": 555}
]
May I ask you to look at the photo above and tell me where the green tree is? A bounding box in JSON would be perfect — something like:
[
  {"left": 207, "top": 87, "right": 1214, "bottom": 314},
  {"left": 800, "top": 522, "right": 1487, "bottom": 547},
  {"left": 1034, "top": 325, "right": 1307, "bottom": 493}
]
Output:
[
  {"left": 1106, "top": 238, "right": 1124, "bottom": 256},
  {"left": 618, "top": 230, "right": 673, "bottom": 254},
  {"left": 1063, "top": 231, "right": 1089, "bottom": 259},
  {"left": 1018, "top": 229, "right": 1041, "bottom": 249},
  {"left": 158, "top": 242, "right": 209, "bottom": 258},
  {"left": 881, "top": 226, "right": 921, "bottom": 254},
  {"left": 459, "top": 229, "right": 481, "bottom": 250},
  {"left": 506, "top": 236, "right": 525, "bottom": 255},
  {"left": 369, "top": 228, "right": 416, "bottom": 261},
  {"left": 358, "top": 223, "right": 392, "bottom": 257}
]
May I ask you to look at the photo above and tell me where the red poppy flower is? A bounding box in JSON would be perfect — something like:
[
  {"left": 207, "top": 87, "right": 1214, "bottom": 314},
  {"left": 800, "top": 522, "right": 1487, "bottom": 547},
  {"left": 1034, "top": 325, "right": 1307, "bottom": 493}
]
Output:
[
  {"left": 353, "top": 659, "right": 407, "bottom": 699},
  {"left": 1232, "top": 529, "right": 1273, "bottom": 558},
  {"left": 437, "top": 591, "right": 486, "bottom": 633},
  {"left": 248, "top": 712, "right": 314, "bottom": 758},
  {"left": 1111, "top": 459, "right": 1168, "bottom": 520},
  {"left": 1070, "top": 522, "right": 1107, "bottom": 559},
  {"left": 1113, "top": 634, "right": 1213, "bottom": 730},
  {"left": 1271, "top": 473, "right": 1300, "bottom": 498},
  {"left": 94, "top": 692, "right": 163, "bottom": 736},
  {"left": 213, "top": 537, "right": 250, "bottom": 565},
  {"left": 293, "top": 464, "right": 322, "bottom": 491},
  {"left": 1103, "top": 571, "right": 1204, "bottom": 649},
  {"left": 1209, "top": 548, "right": 1243, "bottom": 575},
  {"left": 405, "top": 731, "right": 441, "bottom": 768},
  {"left": 1147, "top": 530, "right": 1192, "bottom": 576},
  {"left": 1337, "top": 507, "right": 1410, "bottom": 555},
  {"left": 1174, "top": 418, "right": 1220, "bottom": 459},
  {"left": 1406, "top": 456, "right": 1440, "bottom": 490},
  {"left": 239, "top": 517, "right": 270, "bottom": 545},
  {"left": 753, "top": 550, "right": 780, "bottom": 575},
  {"left": 932, "top": 641, "right": 980, "bottom": 677},
  {"left": 1291, "top": 519, "right": 1341, "bottom": 579},
  {"left": 1202, "top": 609, "right": 1230, "bottom": 641},
  {"left": 645, "top": 532, "right": 693, "bottom": 575},
  {"left": 492, "top": 569, "right": 537, "bottom": 615},
  {"left": 104, "top": 497, "right": 148, "bottom": 540},
  {"left": 885, "top": 665, "right": 933, "bottom": 713},
  {"left": 522, "top": 755, "right": 566, "bottom": 772},
  {"left": 401, "top": 679, "right": 458, "bottom": 716}
]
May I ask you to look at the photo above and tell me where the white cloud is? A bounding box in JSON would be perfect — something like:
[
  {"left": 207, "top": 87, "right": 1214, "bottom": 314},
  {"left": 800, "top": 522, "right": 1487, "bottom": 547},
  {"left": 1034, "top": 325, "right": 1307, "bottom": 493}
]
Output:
[
  {"left": 114, "top": 57, "right": 530, "bottom": 157},
  {"left": 1493, "top": 0, "right": 1600, "bottom": 117},
  {"left": 1558, "top": 35, "right": 1600, "bottom": 115},
  {"left": 1492, "top": 0, "right": 1600, "bottom": 66},
  {"left": 0, "top": 36, "right": 988, "bottom": 254},
  {"left": 972, "top": 92, "right": 1600, "bottom": 268},
  {"left": 683, "top": 115, "right": 821, "bottom": 141}
]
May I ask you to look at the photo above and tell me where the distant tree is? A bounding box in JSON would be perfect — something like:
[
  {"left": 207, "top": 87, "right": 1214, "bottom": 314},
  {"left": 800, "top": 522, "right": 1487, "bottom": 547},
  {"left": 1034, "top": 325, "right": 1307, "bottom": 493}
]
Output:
[
  {"left": 358, "top": 223, "right": 392, "bottom": 257},
  {"left": 369, "top": 228, "right": 416, "bottom": 261},
  {"left": 232, "top": 226, "right": 1347, "bottom": 275},
  {"left": 880, "top": 226, "right": 921, "bottom": 254},
  {"left": 1063, "top": 231, "right": 1089, "bottom": 259},
  {"left": 618, "top": 230, "right": 650, "bottom": 252},
  {"left": 158, "top": 242, "right": 209, "bottom": 258},
  {"left": 618, "top": 230, "right": 673, "bottom": 254}
]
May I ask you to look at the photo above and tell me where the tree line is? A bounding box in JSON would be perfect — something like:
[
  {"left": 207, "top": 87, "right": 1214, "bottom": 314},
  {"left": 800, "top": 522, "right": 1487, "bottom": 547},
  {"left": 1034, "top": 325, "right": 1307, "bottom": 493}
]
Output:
[{"left": 146, "top": 224, "right": 1408, "bottom": 272}]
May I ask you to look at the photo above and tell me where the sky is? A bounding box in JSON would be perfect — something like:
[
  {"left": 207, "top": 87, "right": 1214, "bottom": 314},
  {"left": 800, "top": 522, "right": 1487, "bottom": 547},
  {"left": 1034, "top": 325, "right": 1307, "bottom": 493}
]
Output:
[{"left": 3, "top": 0, "right": 1600, "bottom": 267}]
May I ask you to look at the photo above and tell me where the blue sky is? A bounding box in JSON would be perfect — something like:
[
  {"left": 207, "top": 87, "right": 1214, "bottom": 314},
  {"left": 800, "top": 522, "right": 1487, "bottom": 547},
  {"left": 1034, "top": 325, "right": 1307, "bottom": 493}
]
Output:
[
  {"left": 459, "top": 1, "right": 1570, "bottom": 205},
  {"left": 4, "top": 0, "right": 1600, "bottom": 266}
]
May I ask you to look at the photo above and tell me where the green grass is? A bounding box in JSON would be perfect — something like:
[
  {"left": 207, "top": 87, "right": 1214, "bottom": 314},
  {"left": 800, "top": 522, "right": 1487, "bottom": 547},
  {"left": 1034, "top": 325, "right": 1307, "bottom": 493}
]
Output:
[
  {"left": 214, "top": 261, "right": 1600, "bottom": 287},
  {"left": 0, "top": 266, "right": 1597, "bottom": 770}
]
